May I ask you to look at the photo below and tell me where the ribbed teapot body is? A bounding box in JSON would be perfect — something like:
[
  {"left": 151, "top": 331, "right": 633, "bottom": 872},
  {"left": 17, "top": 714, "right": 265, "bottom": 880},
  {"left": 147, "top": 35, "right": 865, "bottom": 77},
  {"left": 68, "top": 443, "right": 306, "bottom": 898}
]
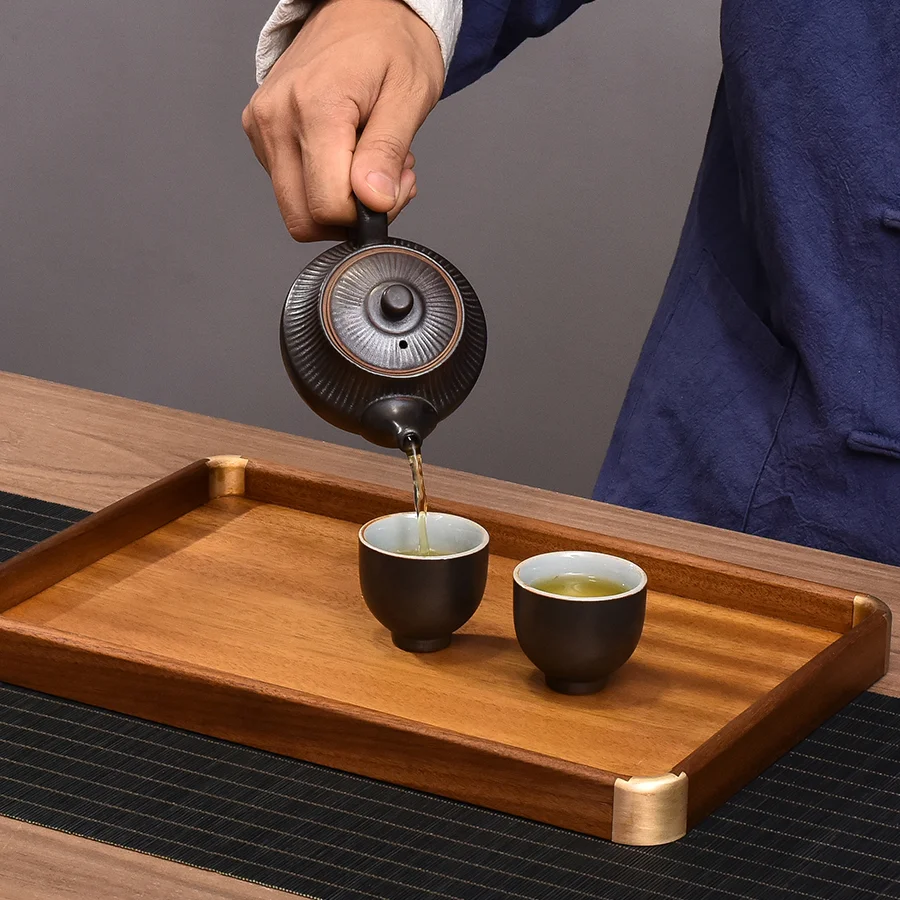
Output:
[{"left": 281, "top": 235, "right": 486, "bottom": 449}]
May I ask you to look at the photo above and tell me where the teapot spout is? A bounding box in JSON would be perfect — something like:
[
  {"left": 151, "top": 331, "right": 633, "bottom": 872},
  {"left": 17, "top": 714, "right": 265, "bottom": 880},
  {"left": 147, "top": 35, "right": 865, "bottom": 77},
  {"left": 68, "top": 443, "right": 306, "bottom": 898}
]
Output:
[{"left": 360, "top": 397, "right": 439, "bottom": 450}]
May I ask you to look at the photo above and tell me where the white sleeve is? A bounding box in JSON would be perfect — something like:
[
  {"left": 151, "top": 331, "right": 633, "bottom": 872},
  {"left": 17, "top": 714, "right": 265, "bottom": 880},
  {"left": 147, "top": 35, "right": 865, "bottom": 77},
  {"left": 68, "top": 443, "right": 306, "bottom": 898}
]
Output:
[{"left": 255, "top": 0, "right": 463, "bottom": 85}]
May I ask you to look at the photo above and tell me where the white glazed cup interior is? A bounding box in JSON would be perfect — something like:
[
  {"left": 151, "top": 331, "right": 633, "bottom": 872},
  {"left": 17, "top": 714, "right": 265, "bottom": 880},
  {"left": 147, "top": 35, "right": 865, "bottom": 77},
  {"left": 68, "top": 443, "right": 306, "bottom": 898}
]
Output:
[
  {"left": 360, "top": 512, "right": 489, "bottom": 560},
  {"left": 513, "top": 551, "right": 647, "bottom": 600}
]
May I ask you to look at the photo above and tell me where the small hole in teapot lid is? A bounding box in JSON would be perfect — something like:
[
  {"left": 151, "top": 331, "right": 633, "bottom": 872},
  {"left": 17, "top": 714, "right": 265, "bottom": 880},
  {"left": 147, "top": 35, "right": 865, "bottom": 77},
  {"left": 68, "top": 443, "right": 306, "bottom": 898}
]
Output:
[{"left": 399, "top": 340, "right": 409, "bottom": 349}]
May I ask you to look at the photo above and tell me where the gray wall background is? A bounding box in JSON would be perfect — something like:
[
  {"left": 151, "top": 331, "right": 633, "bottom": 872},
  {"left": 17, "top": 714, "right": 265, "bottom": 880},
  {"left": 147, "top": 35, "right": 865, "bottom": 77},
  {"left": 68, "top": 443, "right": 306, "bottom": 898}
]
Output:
[{"left": 1, "top": 1, "right": 721, "bottom": 497}]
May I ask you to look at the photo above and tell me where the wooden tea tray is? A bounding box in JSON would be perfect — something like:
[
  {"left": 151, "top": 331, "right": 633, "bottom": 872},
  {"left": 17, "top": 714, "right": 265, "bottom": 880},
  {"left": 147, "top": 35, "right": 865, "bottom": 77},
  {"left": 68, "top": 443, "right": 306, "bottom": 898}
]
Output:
[{"left": 0, "top": 456, "right": 890, "bottom": 845}]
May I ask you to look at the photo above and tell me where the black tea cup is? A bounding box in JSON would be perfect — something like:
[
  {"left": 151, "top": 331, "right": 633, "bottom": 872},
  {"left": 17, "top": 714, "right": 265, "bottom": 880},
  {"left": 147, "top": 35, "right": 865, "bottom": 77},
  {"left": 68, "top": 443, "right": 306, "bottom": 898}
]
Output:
[
  {"left": 513, "top": 550, "right": 647, "bottom": 695},
  {"left": 359, "top": 512, "right": 489, "bottom": 652}
]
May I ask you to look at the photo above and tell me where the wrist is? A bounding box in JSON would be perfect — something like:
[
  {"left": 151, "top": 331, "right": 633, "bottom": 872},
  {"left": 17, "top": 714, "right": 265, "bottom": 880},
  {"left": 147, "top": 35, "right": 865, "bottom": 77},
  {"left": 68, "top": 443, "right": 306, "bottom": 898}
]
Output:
[{"left": 256, "top": 0, "right": 461, "bottom": 85}]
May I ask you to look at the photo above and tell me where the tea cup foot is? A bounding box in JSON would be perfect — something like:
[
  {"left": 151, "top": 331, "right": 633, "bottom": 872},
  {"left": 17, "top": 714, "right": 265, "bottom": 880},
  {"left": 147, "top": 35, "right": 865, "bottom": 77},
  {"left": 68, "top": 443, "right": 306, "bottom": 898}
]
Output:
[
  {"left": 545, "top": 675, "right": 608, "bottom": 695},
  {"left": 392, "top": 634, "right": 451, "bottom": 653}
]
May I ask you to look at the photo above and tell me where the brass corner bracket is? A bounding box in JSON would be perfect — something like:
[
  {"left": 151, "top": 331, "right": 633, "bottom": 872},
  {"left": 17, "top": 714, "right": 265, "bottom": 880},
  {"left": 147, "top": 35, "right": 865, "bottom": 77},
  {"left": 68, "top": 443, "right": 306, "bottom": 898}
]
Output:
[
  {"left": 853, "top": 593, "right": 893, "bottom": 675},
  {"left": 206, "top": 455, "right": 249, "bottom": 499},
  {"left": 612, "top": 771, "right": 688, "bottom": 845}
]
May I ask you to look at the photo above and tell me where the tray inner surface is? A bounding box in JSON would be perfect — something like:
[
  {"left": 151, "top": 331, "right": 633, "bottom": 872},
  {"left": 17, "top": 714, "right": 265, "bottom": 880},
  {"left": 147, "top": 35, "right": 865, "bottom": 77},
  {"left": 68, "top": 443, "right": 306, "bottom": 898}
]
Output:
[{"left": 2, "top": 497, "right": 839, "bottom": 776}]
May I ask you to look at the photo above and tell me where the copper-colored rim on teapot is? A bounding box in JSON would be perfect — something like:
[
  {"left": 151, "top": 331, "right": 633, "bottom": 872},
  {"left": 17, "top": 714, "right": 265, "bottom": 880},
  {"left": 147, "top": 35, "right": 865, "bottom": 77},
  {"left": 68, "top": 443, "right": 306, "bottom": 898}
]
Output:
[{"left": 319, "top": 245, "right": 465, "bottom": 378}]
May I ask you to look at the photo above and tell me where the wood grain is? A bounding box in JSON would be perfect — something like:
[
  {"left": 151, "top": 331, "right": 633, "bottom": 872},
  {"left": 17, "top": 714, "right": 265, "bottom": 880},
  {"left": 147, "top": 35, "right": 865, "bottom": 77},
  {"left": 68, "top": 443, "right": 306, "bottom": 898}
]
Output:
[
  {"left": 0, "top": 422, "right": 890, "bottom": 851},
  {"left": 0, "top": 375, "right": 893, "bottom": 871},
  {"left": 1, "top": 372, "right": 896, "bottom": 696},
  {"left": 246, "top": 461, "right": 856, "bottom": 632},
  {"left": 0, "top": 460, "right": 208, "bottom": 613},
  {"left": 0, "top": 818, "right": 290, "bottom": 900},
  {"left": 1, "top": 452, "right": 876, "bottom": 841},
  {"left": 0, "top": 608, "right": 619, "bottom": 839},
  {"left": 676, "top": 607, "right": 891, "bottom": 827},
  {"left": 2, "top": 495, "right": 840, "bottom": 779}
]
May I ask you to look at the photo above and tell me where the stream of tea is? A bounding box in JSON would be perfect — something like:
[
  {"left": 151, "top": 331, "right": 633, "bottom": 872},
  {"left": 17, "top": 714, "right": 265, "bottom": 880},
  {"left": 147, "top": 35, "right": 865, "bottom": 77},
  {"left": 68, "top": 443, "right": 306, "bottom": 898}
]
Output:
[{"left": 406, "top": 442, "right": 433, "bottom": 555}]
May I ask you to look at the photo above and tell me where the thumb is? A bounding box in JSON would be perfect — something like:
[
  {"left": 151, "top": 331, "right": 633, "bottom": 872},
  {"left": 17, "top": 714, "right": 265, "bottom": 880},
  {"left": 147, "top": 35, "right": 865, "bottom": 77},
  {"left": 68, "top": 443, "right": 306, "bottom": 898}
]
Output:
[{"left": 351, "top": 84, "right": 427, "bottom": 212}]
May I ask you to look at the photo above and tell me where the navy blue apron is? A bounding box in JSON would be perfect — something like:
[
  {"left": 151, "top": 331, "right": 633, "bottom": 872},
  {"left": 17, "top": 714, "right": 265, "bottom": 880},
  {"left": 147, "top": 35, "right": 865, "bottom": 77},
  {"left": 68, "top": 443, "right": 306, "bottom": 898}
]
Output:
[{"left": 448, "top": 2, "right": 900, "bottom": 565}]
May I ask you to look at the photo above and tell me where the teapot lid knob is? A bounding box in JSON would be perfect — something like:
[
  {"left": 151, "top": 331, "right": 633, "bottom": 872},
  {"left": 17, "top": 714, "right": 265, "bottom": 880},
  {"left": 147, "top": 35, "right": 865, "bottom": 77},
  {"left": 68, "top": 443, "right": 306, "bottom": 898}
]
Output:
[{"left": 380, "top": 284, "right": 415, "bottom": 321}]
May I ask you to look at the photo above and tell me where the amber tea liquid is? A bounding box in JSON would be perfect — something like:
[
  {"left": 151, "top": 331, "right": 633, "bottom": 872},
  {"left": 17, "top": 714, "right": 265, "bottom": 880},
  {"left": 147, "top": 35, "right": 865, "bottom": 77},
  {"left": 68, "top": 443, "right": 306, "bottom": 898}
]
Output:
[
  {"left": 406, "top": 441, "right": 431, "bottom": 555},
  {"left": 530, "top": 573, "right": 629, "bottom": 598}
]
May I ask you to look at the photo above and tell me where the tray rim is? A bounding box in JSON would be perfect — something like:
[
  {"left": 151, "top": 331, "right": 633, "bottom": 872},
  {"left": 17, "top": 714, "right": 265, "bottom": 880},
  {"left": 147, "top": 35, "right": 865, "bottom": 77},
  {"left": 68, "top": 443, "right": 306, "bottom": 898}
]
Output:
[{"left": 0, "top": 454, "right": 890, "bottom": 846}]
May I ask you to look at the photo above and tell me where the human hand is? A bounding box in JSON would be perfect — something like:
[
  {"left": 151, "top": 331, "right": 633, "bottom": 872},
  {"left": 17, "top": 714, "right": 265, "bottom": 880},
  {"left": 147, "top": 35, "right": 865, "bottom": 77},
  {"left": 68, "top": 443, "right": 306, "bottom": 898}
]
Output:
[{"left": 242, "top": 0, "right": 445, "bottom": 241}]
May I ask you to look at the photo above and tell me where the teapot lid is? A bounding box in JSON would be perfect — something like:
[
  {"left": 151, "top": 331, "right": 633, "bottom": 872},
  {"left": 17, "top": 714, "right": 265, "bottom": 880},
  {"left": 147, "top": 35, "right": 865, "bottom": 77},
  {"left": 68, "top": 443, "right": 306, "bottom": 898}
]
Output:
[{"left": 321, "top": 244, "right": 464, "bottom": 377}]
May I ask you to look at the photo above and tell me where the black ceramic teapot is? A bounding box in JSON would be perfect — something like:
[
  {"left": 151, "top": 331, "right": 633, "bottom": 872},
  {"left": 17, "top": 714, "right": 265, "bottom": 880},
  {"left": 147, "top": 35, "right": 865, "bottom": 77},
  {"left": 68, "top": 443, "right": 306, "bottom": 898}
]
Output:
[{"left": 280, "top": 200, "right": 487, "bottom": 450}]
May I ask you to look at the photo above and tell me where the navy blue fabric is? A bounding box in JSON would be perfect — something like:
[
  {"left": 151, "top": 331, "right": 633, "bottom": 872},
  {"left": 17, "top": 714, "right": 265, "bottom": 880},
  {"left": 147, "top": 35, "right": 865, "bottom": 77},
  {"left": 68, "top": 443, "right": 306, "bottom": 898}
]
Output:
[
  {"left": 448, "top": 3, "right": 900, "bottom": 567},
  {"left": 443, "top": 0, "right": 592, "bottom": 97}
]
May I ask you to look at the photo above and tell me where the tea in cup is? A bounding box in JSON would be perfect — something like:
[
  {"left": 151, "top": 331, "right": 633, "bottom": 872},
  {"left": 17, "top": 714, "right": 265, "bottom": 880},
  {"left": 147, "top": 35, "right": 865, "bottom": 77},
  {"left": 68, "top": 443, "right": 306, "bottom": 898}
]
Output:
[{"left": 359, "top": 512, "right": 489, "bottom": 652}]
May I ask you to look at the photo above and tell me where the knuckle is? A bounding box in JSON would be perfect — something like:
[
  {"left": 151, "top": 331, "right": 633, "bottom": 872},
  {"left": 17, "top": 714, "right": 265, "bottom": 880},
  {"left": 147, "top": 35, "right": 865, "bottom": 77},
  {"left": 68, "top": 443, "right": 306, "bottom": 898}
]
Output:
[
  {"left": 389, "top": 65, "right": 440, "bottom": 108},
  {"left": 248, "top": 94, "right": 279, "bottom": 128},
  {"left": 284, "top": 216, "right": 316, "bottom": 242},
  {"left": 298, "top": 109, "right": 338, "bottom": 137},
  {"left": 240, "top": 104, "right": 254, "bottom": 135},
  {"left": 366, "top": 132, "right": 407, "bottom": 163},
  {"left": 306, "top": 194, "right": 348, "bottom": 225},
  {"left": 297, "top": 93, "right": 359, "bottom": 131}
]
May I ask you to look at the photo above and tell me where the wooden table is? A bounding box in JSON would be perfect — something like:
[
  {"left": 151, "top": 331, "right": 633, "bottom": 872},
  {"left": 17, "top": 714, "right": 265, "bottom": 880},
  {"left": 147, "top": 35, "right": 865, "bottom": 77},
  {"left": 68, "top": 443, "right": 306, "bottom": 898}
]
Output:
[{"left": 0, "top": 370, "right": 896, "bottom": 898}]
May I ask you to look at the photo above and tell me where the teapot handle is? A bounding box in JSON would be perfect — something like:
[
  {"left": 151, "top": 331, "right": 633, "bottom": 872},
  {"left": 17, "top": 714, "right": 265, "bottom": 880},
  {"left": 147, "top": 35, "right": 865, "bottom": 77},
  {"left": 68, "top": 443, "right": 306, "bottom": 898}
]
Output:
[{"left": 352, "top": 197, "right": 389, "bottom": 247}]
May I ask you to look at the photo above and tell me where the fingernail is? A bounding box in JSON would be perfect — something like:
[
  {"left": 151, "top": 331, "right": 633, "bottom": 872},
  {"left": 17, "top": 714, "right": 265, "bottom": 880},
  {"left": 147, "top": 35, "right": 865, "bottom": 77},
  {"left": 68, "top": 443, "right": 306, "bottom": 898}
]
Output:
[{"left": 366, "top": 171, "right": 399, "bottom": 202}]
